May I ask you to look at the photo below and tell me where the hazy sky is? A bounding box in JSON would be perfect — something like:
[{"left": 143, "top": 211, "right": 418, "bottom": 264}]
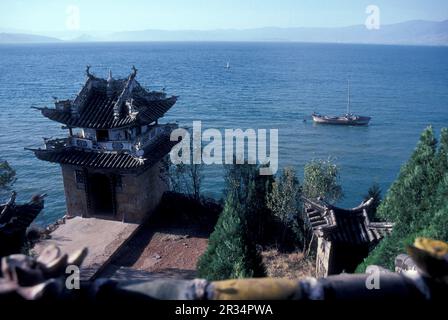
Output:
[{"left": 1, "top": 0, "right": 447, "bottom": 32}]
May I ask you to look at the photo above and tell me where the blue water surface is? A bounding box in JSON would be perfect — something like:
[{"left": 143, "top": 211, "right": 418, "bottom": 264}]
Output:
[{"left": 0, "top": 42, "right": 447, "bottom": 225}]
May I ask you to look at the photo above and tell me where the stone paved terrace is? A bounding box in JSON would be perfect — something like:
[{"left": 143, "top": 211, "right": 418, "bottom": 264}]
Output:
[{"left": 32, "top": 216, "right": 139, "bottom": 280}]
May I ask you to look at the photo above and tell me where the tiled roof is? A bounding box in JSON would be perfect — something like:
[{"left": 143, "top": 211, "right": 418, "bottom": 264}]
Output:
[
  {"left": 40, "top": 90, "right": 177, "bottom": 129},
  {"left": 304, "top": 198, "right": 394, "bottom": 245},
  {"left": 37, "top": 68, "right": 177, "bottom": 129},
  {"left": 31, "top": 134, "right": 177, "bottom": 172}
]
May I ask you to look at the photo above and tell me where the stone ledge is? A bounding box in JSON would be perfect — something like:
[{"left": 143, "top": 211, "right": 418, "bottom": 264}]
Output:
[{"left": 32, "top": 216, "right": 139, "bottom": 281}]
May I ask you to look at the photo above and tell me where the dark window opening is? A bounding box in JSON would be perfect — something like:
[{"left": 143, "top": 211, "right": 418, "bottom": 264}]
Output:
[
  {"left": 96, "top": 130, "right": 109, "bottom": 142},
  {"left": 89, "top": 173, "right": 114, "bottom": 215}
]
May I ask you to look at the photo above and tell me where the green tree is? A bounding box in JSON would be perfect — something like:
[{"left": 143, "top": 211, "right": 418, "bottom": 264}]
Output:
[
  {"left": 426, "top": 131, "right": 448, "bottom": 219},
  {"left": 376, "top": 126, "right": 438, "bottom": 229},
  {"left": 363, "top": 182, "right": 382, "bottom": 221},
  {"left": 224, "top": 162, "right": 273, "bottom": 243},
  {"left": 425, "top": 198, "right": 448, "bottom": 241},
  {"left": 357, "top": 127, "right": 448, "bottom": 271},
  {"left": 303, "top": 159, "right": 342, "bottom": 203},
  {"left": 0, "top": 160, "right": 16, "bottom": 188},
  {"left": 223, "top": 162, "right": 255, "bottom": 201},
  {"left": 435, "top": 128, "right": 448, "bottom": 177},
  {"left": 196, "top": 190, "right": 265, "bottom": 280},
  {"left": 266, "top": 167, "right": 304, "bottom": 246},
  {"left": 246, "top": 168, "right": 274, "bottom": 243}
]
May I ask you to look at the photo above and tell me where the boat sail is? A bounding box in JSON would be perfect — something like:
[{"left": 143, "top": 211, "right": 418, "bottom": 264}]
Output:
[{"left": 312, "top": 79, "right": 371, "bottom": 126}]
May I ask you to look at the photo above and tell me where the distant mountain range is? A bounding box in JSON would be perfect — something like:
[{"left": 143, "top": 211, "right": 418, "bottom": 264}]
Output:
[
  {"left": 0, "top": 33, "right": 61, "bottom": 43},
  {"left": 1, "top": 20, "right": 447, "bottom": 45}
]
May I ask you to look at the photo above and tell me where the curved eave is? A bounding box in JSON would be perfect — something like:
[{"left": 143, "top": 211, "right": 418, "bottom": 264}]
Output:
[
  {"left": 27, "top": 136, "right": 178, "bottom": 171},
  {"left": 136, "top": 95, "right": 178, "bottom": 125},
  {"left": 29, "top": 148, "right": 146, "bottom": 171},
  {"left": 39, "top": 107, "right": 136, "bottom": 130}
]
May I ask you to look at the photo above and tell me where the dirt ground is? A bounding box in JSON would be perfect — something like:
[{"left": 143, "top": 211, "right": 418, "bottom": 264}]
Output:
[
  {"left": 104, "top": 226, "right": 210, "bottom": 279},
  {"left": 261, "top": 249, "right": 315, "bottom": 279},
  {"left": 98, "top": 193, "right": 220, "bottom": 280}
]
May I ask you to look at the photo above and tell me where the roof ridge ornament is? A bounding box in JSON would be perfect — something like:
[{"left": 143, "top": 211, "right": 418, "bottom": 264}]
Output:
[
  {"left": 131, "top": 65, "right": 138, "bottom": 77},
  {"left": 114, "top": 66, "right": 138, "bottom": 119},
  {"left": 107, "top": 69, "right": 113, "bottom": 82},
  {"left": 86, "top": 65, "right": 92, "bottom": 78},
  {"left": 107, "top": 68, "right": 115, "bottom": 98}
]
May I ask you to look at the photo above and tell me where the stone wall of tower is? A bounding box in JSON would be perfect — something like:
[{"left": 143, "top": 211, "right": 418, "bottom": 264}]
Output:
[
  {"left": 61, "top": 165, "right": 89, "bottom": 218},
  {"left": 115, "top": 161, "right": 168, "bottom": 223},
  {"left": 60, "top": 161, "right": 168, "bottom": 223}
]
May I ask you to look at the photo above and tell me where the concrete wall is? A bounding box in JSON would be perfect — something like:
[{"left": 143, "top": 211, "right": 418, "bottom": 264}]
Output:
[{"left": 61, "top": 161, "right": 168, "bottom": 223}]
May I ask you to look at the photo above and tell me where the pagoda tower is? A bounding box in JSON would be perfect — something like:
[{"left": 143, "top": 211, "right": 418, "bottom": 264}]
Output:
[{"left": 29, "top": 66, "right": 179, "bottom": 223}]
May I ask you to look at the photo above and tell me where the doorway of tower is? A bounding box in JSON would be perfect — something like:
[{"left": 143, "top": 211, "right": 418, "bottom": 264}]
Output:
[{"left": 88, "top": 173, "right": 115, "bottom": 216}]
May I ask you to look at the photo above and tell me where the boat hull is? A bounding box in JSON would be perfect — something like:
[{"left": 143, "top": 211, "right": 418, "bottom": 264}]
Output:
[{"left": 312, "top": 114, "right": 371, "bottom": 126}]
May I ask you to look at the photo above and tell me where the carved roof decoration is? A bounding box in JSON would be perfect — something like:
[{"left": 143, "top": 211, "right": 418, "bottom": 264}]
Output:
[{"left": 34, "top": 66, "right": 177, "bottom": 129}]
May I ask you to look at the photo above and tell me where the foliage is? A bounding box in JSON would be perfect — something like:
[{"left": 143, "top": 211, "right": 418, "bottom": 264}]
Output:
[
  {"left": 167, "top": 129, "right": 204, "bottom": 201},
  {"left": 0, "top": 160, "right": 16, "bottom": 188},
  {"left": 197, "top": 162, "right": 271, "bottom": 280},
  {"left": 376, "top": 126, "right": 438, "bottom": 227},
  {"left": 199, "top": 158, "right": 347, "bottom": 277},
  {"left": 303, "top": 159, "right": 342, "bottom": 204},
  {"left": 357, "top": 127, "right": 448, "bottom": 271},
  {"left": 196, "top": 190, "right": 265, "bottom": 280},
  {"left": 266, "top": 167, "right": 305, "bottom": 246},
  {"left": 223, "top": 162, "right": 257, "bottom": 201},
  {"left": 435, "top": 128, "right": 448, "bottom": 177},
  {"left": 168, "top": 162, "right": 203, "bottom": 201},
  {"left": 363, "top": 182, "right": 382, "bottom": 221},
  {"left": 224, "top": 162, "right": 274, "bottom": 243}
]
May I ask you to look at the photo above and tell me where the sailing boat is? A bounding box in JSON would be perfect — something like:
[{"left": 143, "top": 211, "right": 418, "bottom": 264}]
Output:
[
  {"left": 225, "top": 61, "right": 230, "bottom": 69},
  {"left": 312, "top": 80, "right": 371, "bottom": 126}
]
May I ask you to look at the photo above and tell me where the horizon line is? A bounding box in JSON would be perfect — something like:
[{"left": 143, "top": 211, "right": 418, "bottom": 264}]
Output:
[{"left": 2, "top": 18, "right": 447, "bottom": 35}]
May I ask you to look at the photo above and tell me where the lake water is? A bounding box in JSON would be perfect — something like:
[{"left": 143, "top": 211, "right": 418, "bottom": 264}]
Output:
[{"left": 0, "top": 42, "right": 447, "bottom": 225}]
